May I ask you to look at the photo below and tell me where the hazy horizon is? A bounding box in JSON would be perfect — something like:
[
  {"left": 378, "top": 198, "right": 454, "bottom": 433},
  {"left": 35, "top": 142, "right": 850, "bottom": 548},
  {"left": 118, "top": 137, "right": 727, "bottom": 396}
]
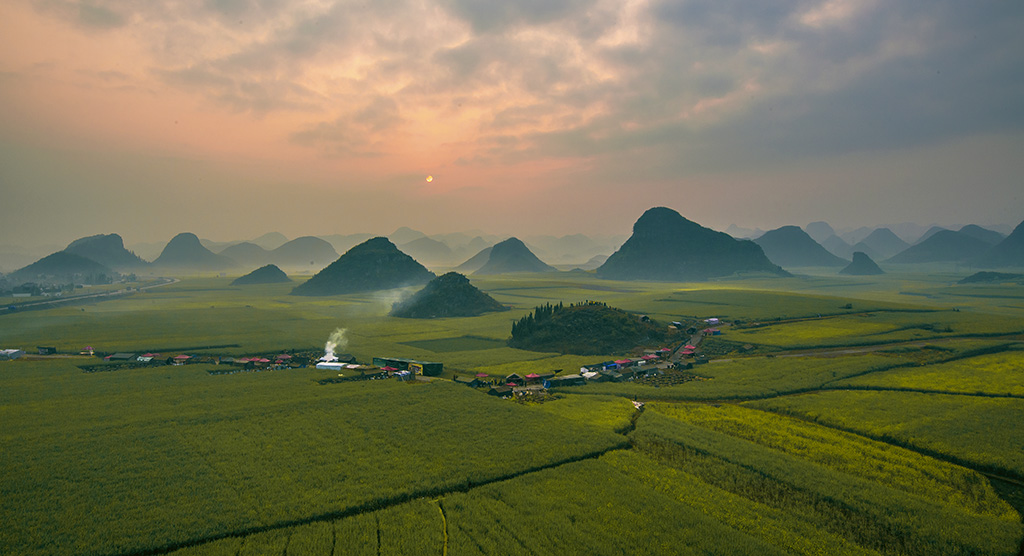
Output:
[{"left": 2, "top": 1, "right": 1022, "bottom": 249}]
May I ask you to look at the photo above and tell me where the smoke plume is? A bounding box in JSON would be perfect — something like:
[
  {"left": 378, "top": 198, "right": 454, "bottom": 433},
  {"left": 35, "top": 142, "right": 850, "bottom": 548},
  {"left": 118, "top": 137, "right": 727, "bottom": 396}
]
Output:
[{"left": 322, "top": 327, "right": 348, "bottom": 362}]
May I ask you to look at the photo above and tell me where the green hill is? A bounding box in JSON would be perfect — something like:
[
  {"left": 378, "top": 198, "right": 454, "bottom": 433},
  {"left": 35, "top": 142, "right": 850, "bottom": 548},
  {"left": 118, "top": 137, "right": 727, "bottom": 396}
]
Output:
[
  {"left": 290, "top": 237, "right": 434, "bottom": 296},
  {"left": 508, "top": 301, "right": 667, "bottom": 355},
  {"left": 597, "top": 207, "right": 787, "bottom": 281},
  {"left": 840, "top": 252, "right": 884, "bottom": 275},
  {"left": 64, "top": 234, "right": 147, "bottom": 270},
  {"left": 473, "top": 237, "right": 556, "bottom": 275},
  {"left": 231, "top": 264, "right": 291, "bottom": 285},
  {"left": 390, "top": 272, "right": 507, "bottom": 318},
  {"left": 153, "top": 233, "right": 236, "bottom": 270},
  {"left": 10, "top": 251, "right": 113, "bottom": 283}
]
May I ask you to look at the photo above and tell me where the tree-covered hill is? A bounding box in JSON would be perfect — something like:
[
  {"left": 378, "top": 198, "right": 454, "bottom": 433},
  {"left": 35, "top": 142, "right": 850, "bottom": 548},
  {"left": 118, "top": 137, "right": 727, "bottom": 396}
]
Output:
[
  {"left": 390, "top": 272, "right": 507, "bottom": 318},
  {"left": 509, "top": 301, "right": 667, "bottom": 355}
]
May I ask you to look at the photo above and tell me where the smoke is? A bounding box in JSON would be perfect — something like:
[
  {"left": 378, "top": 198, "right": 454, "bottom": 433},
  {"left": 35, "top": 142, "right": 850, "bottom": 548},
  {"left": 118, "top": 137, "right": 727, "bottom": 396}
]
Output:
[{"left": 321, "top": 327, "right": 348, "bottom": 362}]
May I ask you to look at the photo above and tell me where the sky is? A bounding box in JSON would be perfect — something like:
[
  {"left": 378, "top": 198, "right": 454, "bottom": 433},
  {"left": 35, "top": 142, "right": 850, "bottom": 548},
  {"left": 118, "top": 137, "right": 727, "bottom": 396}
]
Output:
[{"left": 1, "top": 0, "right": 1023, "bottom": 250}]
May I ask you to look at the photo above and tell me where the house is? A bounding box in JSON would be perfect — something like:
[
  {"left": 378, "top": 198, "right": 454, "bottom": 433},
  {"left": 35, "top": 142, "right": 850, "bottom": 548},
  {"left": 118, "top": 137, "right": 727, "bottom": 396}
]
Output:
[
  {"left": 505, "top": 373, "right": 525, "bottom": 386},
  {"left": 37, "top": 346, "right": 57, "bottom": 355},
  {"left": 598, "top": 370, "right": 623, "bottom": 382}
]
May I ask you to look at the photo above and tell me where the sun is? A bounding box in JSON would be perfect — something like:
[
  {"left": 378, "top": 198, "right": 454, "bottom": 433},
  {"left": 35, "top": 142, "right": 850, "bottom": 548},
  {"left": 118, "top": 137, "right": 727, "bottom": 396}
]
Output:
[{"left": 425, "top": 175, "right": 433, "bottom": 183}]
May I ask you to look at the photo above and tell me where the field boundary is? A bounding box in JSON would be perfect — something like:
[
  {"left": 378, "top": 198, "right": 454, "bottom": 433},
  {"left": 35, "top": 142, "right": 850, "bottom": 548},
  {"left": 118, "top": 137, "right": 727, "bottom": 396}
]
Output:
[{"left": 96, "top": 442, "right": 631, "bottom": 556}]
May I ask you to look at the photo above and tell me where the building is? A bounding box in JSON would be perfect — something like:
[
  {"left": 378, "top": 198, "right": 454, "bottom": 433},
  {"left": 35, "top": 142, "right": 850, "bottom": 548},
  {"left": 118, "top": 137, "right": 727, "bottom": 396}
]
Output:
[
  {"left": 0, "top": 349, "right": 25, "bottom": 360},
  {"left": 37, "top": 346, "right": 57, "bottom": 355},
  {"left": 372, "top": 357, "right": 443, "bottom": 376}
]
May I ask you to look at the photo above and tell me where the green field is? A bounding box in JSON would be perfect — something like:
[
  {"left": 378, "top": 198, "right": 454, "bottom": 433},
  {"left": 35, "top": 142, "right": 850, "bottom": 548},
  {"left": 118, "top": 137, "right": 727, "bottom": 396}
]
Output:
[{"left": 2, "top": 270, "right": 1023, "bottom": 554}]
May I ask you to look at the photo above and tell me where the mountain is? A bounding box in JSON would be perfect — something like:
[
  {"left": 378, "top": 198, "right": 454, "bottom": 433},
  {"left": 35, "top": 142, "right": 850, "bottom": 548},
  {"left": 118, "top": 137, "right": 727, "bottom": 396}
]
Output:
[
  {"left": 473, "top": 238, "right": 556, "bottom": 275},
  {"left": 455, "top": 246, "right": 492, "bottom": 273},
  {"left": 804, "top": 222, "right": 836, "bottom": 243},
  {"left": 270, "top": 236, "right": 338, "bottom": 269},
  {"left": 974, "top": 220, "right": 1024, "bottom": 268},
  {"left": 399, "top": 237, "right": 454, "bottom": 266},
  {"left": 390, "top": 272, "right": 507, "bottom": 318},
  {"left": 231, "top": 264, "right": 291, "bottom": 285},
  {"left": 598, "top": 207, "right": 787, "bottom": 281},
  {"left": 389, "top": 227, "right": 426, "bottom": 245},
  {"left": 840, "top": 252, "right": 884, "bottom": 275},
  {"left": 913, "top": 226, "right": 948, "bottom": 245},
  {"left": 219, "top": 242, "right": 271, "bottom": 266},
  {"left": 886, "top": 230, "right": 991, "bottom": 264},
  {"left": 958, "top": 225, "right": 1005, "bottom": 246},
  {"left": 251, "top": 232, "right": 289, "bottom": 250},
  {"left": 821, "top": 234, "right": 854, "bottom": 259},
  {"left": 291, "top": 237, "right": 434, "bottom": 296},
  {"left": 10, "top": 251, "right": 113, "bottom": 282},
  {"left": 855, "top": 228, "right": 909, "bottom": 259},
  {"left": 754, "top": 226, "right": 847, "bottom": 267},
  {"left": 64, "top": 234, "right": 147, "bottom": 270},
  {"left": 847, "top": 241, "right": 882, "bottom": 262},
  {"left": 153, "top": 233, "right": 236, "bottom": 270}
]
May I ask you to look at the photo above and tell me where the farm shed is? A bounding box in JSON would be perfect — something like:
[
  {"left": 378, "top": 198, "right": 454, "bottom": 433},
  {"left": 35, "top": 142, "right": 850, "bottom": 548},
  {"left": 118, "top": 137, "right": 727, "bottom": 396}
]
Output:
[
  {"left": 454, "top": 376, "right": 482, "bottom": 387},
  {"left": 0, "top": 349, "right": 25, "bottom": 360},
  {"left": 372, "top": 357, "right": 443, "bottom": 376},
  {"left": 37, "top": 346, "right": 57, "bottom": 355},
  {"left": 107, "top": 353, "right": 136, "bottom": 361},
  {"left": 505, "top": 373, "right": 526, "bottom": 386},
  {"left": 488, "top": 385, "right": 513, "bottom": 397},
  {"left": 547, "top": 375, "right": 586, "bottom": 387}
]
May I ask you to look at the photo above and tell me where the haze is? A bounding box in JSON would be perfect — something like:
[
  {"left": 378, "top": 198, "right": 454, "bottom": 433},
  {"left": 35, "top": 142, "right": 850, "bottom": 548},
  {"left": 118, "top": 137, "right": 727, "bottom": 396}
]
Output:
[{"left": 2, "top": 0, "right": 1022, "bottom": 250}]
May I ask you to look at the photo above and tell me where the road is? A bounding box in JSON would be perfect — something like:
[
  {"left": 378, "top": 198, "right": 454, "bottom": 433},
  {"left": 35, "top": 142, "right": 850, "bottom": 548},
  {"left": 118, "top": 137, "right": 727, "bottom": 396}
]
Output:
[{"left": 5, "top": 277, "right": 179, "bottom": 313}]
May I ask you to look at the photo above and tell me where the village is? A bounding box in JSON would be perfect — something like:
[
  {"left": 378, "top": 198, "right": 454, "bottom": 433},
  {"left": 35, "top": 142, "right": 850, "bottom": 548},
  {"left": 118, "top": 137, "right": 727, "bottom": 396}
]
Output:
[
  {"left": 0, "top": 318, "right": 724, "bottom": 399},
  {"left": 2, "top": 319, "right": 729, "bottom": 403}
]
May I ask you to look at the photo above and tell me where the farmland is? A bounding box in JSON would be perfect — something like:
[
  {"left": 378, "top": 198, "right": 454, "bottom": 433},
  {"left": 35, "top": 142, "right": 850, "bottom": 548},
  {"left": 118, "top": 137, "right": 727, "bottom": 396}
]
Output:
[{"left": 2, "top": 270, "right": 1024, "bottom": 554}]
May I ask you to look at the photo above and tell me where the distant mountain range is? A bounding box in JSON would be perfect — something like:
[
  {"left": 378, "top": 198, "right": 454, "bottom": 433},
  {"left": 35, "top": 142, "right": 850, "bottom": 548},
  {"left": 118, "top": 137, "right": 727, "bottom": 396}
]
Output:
[
  {"left": 10, "top": 217, "right": 1021, "bottom": 286},
  {"left": 886, "top": 230, "right": 993, "bottom": 264},
  {"left": 754, "top": 226, "right": 847, "bottom": 267}
]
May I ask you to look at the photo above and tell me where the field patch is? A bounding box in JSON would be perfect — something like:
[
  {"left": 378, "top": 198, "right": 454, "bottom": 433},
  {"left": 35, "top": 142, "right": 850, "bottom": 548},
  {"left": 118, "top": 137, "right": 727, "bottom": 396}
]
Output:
[
  {"left": 400, "top": 335, "right": 507, "bottom": 352},
  {"left": 0, "top": 361, "right": 626, "bottom": 556},
  {"left": 747, "top": 391, "right": 1024, "bottom": 478},
  {"left": 836, "top": 348, "right": 1024, "bottom": 396}
]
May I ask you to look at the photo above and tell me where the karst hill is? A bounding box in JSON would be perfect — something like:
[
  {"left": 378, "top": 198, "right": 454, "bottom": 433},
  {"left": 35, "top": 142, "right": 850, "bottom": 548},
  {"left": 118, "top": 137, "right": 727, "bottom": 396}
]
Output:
[{"left": 597, "top": 207, "right": 787, "bottom": 281}]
